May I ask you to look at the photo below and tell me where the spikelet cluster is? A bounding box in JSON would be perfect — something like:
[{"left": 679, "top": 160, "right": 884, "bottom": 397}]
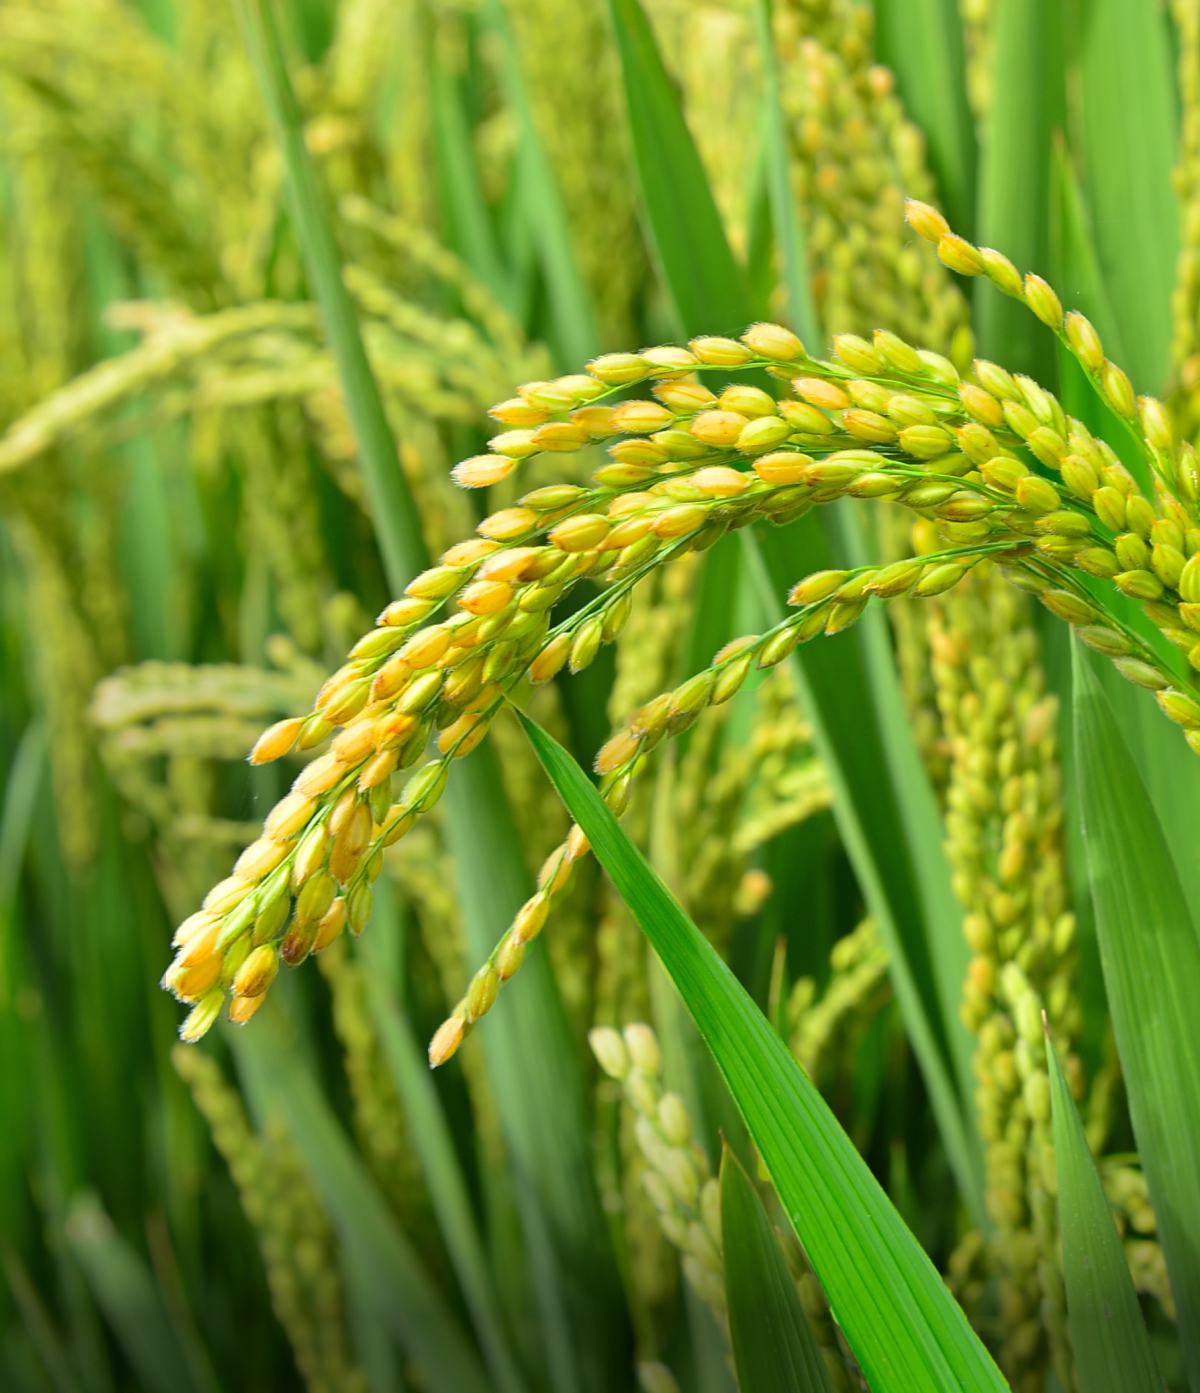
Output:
[
  {"left": 167, "top": 213, "right": 1200, "bottom": 1048},
  {"left": 1101, "top": 1161, "right": 1176, "bottom": 1321},
  {"left": 786, "top": 918, "right": 890, "bottom": 1090},
  {"left": 589, "top": 1025, "right": 727, "bottom": 1336}
]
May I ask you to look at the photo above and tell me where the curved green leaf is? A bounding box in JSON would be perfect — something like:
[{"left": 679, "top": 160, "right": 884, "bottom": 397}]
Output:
[
  {"left": 1044, "top": 1025, "right": 1161, "bottom": 1392},
  {"left": 720, "top": 1146, "right": 833, "bottom": 1393},
  {"left": 746, "top": 525, "right": 983, "bottom": 1224},
  {"left": 518, "top": 710, "right": 1006, "bottom": 1393},
  {"left": 1072, "top": 639, "right": 1200, "bottom": 1390}
]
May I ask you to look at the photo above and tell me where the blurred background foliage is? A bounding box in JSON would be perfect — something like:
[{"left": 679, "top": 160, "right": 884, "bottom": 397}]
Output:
[{"left": 0, "top": 0, "right": 1193, "bottom": 1390}]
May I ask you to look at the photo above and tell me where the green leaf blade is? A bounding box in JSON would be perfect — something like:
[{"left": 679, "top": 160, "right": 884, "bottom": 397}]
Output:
[
  {"left": 872, "top": 0, "right": 976, "bottom": 236},
  {"left": 974, "top": 0, "right": 1062, "bottom": 381},
  {"left": 1044, "top": 1026, "right": 1162, "bottom": 1393},
  {"left": 748, "top": 524, "right": 983, "bottom": 1225},
  {"left": 606, "top": 0, "right": 750, "bottom": 334},
  {"left": 231, "top": 1012, "right": 496, "bottom": 1393},
  {"left": 357, "top": 882, "right": 529, "bottom": 1393},
  {"left": 1078, "top": 0, "right": 1177, "bottom": 392},
  {"left": 720, "top": 1146, "right": 834, "bottom": 1393},
  {"left": 518, "top": 711, "right": 1006, "bottom": 1393},
  {"left": 753, "top": 0, "right": 819, "bottom": 346},
  {"left": 1072, "top": 639, "right": 1200, "bottom": 1390}
]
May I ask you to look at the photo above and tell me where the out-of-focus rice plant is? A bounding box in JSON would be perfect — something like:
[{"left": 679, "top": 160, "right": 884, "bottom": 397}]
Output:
[{"left": 1, "top": 1, "right": 1198, "bottom": 1392}]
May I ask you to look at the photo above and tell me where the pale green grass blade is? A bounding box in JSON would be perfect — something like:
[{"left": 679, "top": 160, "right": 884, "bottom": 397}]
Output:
[
  {"left": 518, "top": 711, "right": 1007, "bottom": 1393},
  {"left": 1044, "top": 1026, "right": 1162, "bottom": 1392},
  {"left": 1072, "top": 640, "right": 1200, "bottom": 1390},
  {"left": 63, "top": 1194, "right": 203, "bottom": 1393},
  {"left": 2, "top": 1253, "right": 85, "bottom": 1393},
  {"left": 234, "top": 0, "right": 427, "bottom": 589},
  {"left": 342, "top": 1257, "right": 406, "bottom": 1393},
  {"left": 820, "top": 505, "right": 977, "bottom": 1137},
  {"left": 1078, "top": 0, "right": 1177, "bottom": 392},
  {"left": 231, "top": 1010, "right": 495, "bottom": 1393},
  {"left": 746, "top": 526, "right": 984, "bottom": 1224},
  {"left": 606, "top": 0, "right": 750, "bottom": 334},
  {"left": 356, "top": 881, "right": 529, "bottom": 1393},
  {"left": 0, "top": 721, "right": 44, "bottom": 923},
  {"left": 872, "top": 0, "right": 975, "bottom": 235},
  {"left": 442, "top": 749, "right": 632, "bottom": 1393},
  {"left": 720, "top": 1147, "right": 834, "bottom": 1393},
  {"left": 484, "top": 0, "right": 598, "bottom": 366},
  {"left": 1090, "top": 658, "right": 1200, "bottom": 930},
  {"left": 974, "top": 0, "right": 1061, "bottom": 381},
  {"left": 753, "top": 0, "right": 819, "bottom": 346}
]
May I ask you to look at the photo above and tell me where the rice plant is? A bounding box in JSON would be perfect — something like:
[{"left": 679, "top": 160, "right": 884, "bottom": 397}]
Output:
[{"left": 1, "top": 1, "right": 1198, "bottom": 1391}]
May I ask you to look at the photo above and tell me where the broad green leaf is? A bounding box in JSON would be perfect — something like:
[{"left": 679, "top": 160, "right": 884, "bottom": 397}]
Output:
[
  {"left": 230, "top": 1007, "right": 495, "bottom": 1393},
  {"left": 747, "top": 525, "right": 983, "bottom": 1224},
  {"left": 872, "top": 0, "right": 975, "bottom": 236},
  {"left": 1072, "top": 640, "right": 1200, "bottom": 1390},
  {"left": 63, "top": 1194, "right": 210, "bottom": 1393},
  {"left": 1078, "top": 0, "right": 1177, "bottom": 393},
  {"left": 1044, "top": 1027, "right": 1161, "bottom": 1392},
  {"left": 820, "top": 505, "right": 977, "bottom": 1121},
  {"left": 974, "top": 0, "right": 1063, "bottom": 381},
  {"left": 753, "top": 0, "right": 819, "bottom": 346},
  {"left": 356, "top": 880, "right": 529, "bottom": 1393},
  {"left": 234, "top": 0, "right": 428, "bottom": 591},
  {"left": 606, "top": 0, "right": 751, "bottom": 335},
  {"left": 442, "top": 746, "right": 632, "bottom": 1393},
  {"left": 518, "top": 710, "right": 1007, "bottom": 1393},
  {"left": 720, "top": 1146, "right": 834, "bottom": 1393}
]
